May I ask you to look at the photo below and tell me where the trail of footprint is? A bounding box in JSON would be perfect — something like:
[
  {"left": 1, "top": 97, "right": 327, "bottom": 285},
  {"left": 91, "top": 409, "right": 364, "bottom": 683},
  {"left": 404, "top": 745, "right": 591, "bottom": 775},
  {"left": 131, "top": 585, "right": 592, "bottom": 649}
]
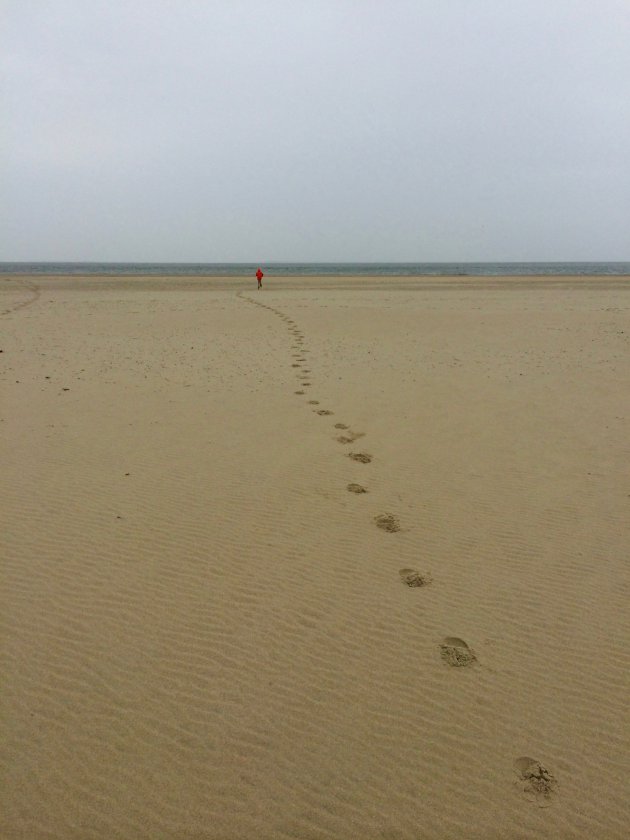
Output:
[
  {"left": 239, "top": 293, "right": 427, "bottom": 619},
  {"left": 1, "top": 278, "right": 41, "bottom": 316},
  {"left": 238, "top": 293, "right": 312, "bottom": 399},
  {"left": 238, "top": 290, "right": 502, "bottom": 785}
]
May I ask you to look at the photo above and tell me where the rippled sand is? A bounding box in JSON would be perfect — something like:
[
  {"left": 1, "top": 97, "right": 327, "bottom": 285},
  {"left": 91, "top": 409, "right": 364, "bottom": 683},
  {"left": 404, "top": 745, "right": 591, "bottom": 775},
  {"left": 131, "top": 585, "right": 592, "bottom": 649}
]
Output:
[{"left": 2, "top": 274, "right": 629, "bottom": 839}]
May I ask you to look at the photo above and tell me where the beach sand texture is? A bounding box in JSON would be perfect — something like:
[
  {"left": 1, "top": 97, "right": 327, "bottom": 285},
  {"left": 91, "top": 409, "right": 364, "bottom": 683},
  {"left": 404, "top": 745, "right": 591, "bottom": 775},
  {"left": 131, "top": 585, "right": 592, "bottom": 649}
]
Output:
[{"left": 2, "top": 274, "right": 629, "bottom": 839}]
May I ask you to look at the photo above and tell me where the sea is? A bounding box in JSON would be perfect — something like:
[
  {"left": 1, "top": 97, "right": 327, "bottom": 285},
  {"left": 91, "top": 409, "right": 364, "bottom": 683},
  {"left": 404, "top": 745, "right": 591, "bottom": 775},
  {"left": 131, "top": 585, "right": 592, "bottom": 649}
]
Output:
[{"left": 1, "top": 261, "right": 629, "bottom": 277}]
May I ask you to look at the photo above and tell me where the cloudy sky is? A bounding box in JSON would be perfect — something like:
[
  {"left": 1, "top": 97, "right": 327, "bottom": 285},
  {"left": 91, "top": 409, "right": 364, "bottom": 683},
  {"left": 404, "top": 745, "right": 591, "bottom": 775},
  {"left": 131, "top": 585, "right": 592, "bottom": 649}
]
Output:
[{"left": 3, "top": 0, "right": 629, "bottom": 262}]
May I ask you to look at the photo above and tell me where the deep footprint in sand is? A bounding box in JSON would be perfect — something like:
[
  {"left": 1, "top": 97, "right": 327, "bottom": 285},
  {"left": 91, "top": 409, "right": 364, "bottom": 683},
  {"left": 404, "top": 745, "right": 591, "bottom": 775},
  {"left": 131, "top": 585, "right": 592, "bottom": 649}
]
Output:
[
  {"left": 316, "top": 409, "right": 333, "bottom": 416},
  {"left": 374, "top": 513, "right": 400, "bottom": 532},
  {"left": 399, "top": 568, "right": 431, "bottom": 587},
  {"left": 334, "top": 423, "right": 349, "bottom": 429},
  {"left": 308, "top": 400, "right": 319, "bottom": 405},
  {"left": 514, "top": 757, "right": 558, "bottom": 805},
  {"left": 349, "top": 452, "right": 371, "bottom": 463},
  {"left": 292, "top": 364, "right": 301, "bottom": 368},
  {"left": 347, "top": 483, "right": 368, "bottom": 494},
  {"left": 440, "top": 637, "right": 477, "bottom": 667},
  {"left": 295, "top": 390, "right": 305, "bottom": 395}
]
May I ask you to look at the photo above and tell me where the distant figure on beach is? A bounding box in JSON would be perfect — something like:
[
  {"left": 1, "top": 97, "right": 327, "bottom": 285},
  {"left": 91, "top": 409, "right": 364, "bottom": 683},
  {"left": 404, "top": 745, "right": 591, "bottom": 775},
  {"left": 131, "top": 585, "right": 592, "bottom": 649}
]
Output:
[{"left": 256, "top": 267, "right": 264, "bottom": 289}]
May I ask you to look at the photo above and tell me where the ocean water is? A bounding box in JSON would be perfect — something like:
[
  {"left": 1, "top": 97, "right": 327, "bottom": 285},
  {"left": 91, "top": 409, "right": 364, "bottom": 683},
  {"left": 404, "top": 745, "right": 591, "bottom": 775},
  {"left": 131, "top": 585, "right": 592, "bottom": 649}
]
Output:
[{"left": 1, "top": 261, "right": 629, "bottom": 277}]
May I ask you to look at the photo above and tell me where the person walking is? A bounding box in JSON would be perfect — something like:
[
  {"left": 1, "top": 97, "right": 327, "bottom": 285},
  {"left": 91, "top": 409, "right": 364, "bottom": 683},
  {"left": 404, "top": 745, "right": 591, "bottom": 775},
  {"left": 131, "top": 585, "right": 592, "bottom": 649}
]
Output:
[{"left": 256, "top": 267, "right": 264, "bottom": 289}]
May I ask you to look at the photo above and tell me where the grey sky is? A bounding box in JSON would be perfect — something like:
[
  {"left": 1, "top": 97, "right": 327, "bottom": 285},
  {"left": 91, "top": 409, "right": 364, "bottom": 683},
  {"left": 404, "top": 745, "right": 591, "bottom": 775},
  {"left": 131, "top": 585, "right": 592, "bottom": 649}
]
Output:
[{"left": 3, "top": 0, "right": 629, "bottom": 262}]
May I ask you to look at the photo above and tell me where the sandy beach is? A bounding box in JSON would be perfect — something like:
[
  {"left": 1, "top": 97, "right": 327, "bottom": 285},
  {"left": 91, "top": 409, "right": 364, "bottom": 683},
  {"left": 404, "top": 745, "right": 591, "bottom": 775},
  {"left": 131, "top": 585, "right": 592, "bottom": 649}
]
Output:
[{"left": 1, "top": 273, "right": 629, "bottom": 839}]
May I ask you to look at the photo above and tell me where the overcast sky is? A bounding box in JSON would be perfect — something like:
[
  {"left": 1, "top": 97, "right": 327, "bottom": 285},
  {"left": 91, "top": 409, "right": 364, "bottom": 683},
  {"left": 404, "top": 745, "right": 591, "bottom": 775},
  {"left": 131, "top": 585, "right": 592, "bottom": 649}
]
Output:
[{"left": 2, "top": 0, "right": 629, "bottom": 262}]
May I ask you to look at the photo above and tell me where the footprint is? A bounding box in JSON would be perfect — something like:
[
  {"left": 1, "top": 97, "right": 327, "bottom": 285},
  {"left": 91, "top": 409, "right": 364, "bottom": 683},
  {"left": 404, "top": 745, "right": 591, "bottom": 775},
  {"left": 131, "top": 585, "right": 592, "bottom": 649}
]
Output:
[
  {"left": 308, "top": 400, "right": 319, "bottom": 404},
  {"left": 291, "top": 364, "right": 301, "bottom": 368},
  {"left": 316, "top": 409, "right": 333, "bottom": 416},
  {"left": 337, "top": 432, "right": 364, "bottom": 444},
  {"left": 347, "top": 483, "right": 367, "bottom": 494},
  {"left": 349, "top": 452, "right": 372, "bottom": 463},
  {"left": 303, "top": 382, "right": 311, "bottom": 386},
  {"left": 295, "top": 390, "right": 305, "bottom": 395},
  {"left": 399, "top": 569, "right": 431, "bottom": 587},
  {"left": 440, "top": 637, "right": 476, "bottom": 667},
  {"left": 374, "top": 513, "right": 400, "bottom": 532},
  {"left": 513, "top": 757, "right": 558, "bottom": 805},
  {"left": 334, "top": 423, "right": 349, "bottom": 429}
]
